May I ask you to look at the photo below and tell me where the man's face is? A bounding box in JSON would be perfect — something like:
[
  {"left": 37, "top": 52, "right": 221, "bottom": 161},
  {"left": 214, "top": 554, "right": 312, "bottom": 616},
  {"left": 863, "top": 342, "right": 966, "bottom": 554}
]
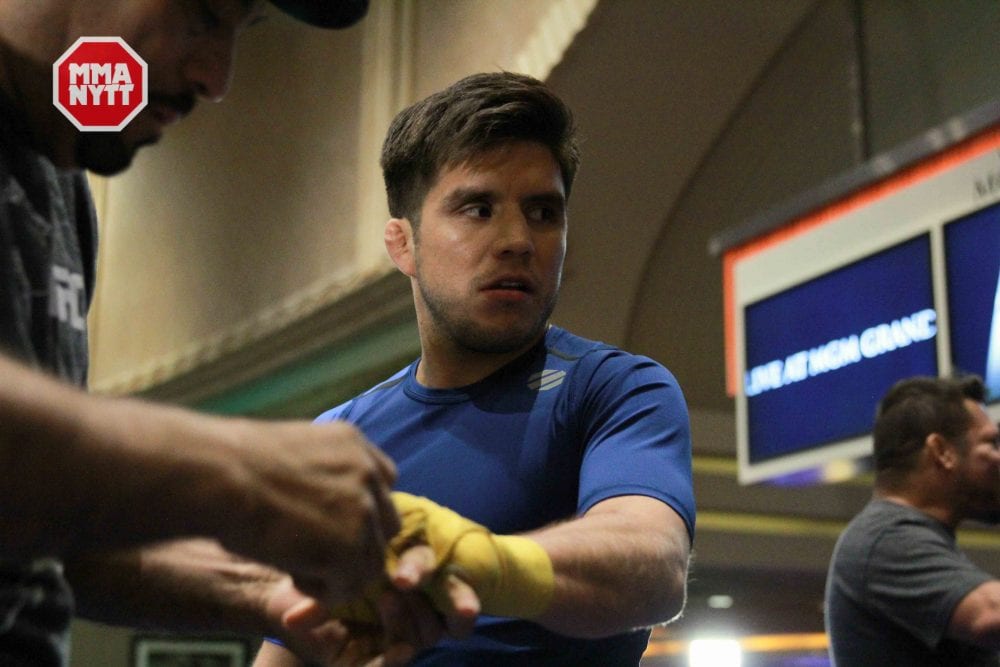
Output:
[
  {"left": 411, "top": 141, "right": 567, "bottom": 355},
  {"left": 954, "top": 399, "right": 1000, "bottom": 515},
  {"left": 72, "top": 0, "right": 265, "bottom": 174}
]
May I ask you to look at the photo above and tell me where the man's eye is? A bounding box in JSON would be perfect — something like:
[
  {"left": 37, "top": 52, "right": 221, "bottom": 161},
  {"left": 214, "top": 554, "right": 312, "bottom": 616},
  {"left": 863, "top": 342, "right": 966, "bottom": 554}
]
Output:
[
  {"left": 463, "top": 204, "right": 492, "bottom": 219},
  {"left": 527, "top": 206, "right": 559, "bottom": 223}
]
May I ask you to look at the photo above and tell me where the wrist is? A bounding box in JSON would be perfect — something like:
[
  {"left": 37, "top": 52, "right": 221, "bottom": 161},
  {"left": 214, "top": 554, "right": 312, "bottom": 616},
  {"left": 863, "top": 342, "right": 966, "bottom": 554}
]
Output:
[
  {"left": 473, "top": 533, "right": 554, "bottom": 618},
  {"left": 389, "top": 493, "right": 555, "bottom": 620}
]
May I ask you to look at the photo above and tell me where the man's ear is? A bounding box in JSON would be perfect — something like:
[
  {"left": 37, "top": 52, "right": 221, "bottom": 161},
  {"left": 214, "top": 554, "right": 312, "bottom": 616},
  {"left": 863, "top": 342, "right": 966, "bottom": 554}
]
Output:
[
  {"left": 385, "top": 218, "right": 416, "bottom": 277},
  {"left": 927, "top": 433, "right": 959, "bottom": 471}
]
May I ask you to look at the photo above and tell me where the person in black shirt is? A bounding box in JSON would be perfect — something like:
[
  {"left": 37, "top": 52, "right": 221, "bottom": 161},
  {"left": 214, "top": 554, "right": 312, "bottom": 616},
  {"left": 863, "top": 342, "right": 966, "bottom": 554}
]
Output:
[{"left": 0, "top": 2, "right": 447, "bottom": 665}]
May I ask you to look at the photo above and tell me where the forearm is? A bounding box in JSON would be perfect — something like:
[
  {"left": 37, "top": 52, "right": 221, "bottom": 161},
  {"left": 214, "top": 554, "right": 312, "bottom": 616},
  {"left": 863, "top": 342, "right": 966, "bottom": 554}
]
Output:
[
  {"left": 65, "top": 539, "right": 281, "bottom": 634},
  {"left": 528, "top": 496, "right": 690, "bottom": 638},
  {"left": 366, "top": 493, "right": 690, "bottom": 639},
  {"left": 0, "top": 354, "right": 238, "bottom": 559},
  {"left": 0, "top": 354, "right": 89, "bottom": 555},
  {"left": 1, "top": 352, "right": 400, "bottom": 608},
  {"left": 71, "top": 540, "right": 435, "bottom": 667},
  {"left": 948, "top": 580, "right": 1000, "bottom": 649}
]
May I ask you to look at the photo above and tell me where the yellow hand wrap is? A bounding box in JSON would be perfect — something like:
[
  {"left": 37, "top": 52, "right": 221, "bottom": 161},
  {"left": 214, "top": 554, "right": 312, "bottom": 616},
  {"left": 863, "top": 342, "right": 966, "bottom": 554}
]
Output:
[
  {"left": 330, "top": 492, "right": 554, "bottom": 623},
  {"left": 389, "top": 492, "right": 554, "bottom": 619}
]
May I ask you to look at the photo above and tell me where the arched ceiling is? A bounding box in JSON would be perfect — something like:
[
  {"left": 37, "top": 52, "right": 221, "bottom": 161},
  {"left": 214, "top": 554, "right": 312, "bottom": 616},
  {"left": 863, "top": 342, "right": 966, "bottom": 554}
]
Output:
[{"left": 543, "top": 0, "right": 1000, "bottom": 643}]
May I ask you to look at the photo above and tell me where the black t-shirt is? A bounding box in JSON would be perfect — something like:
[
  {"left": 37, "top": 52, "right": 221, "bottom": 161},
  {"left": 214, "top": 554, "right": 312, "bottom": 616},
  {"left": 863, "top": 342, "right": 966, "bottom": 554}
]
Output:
[
  {"left": 0, "top": 91, "right": 95, "bottom": 384},
  {"left": 826, "top": 499, "right": 998, "bottom": 666},
  {"left": 0, "top": 90, "right": 95, "bottom": 667}
]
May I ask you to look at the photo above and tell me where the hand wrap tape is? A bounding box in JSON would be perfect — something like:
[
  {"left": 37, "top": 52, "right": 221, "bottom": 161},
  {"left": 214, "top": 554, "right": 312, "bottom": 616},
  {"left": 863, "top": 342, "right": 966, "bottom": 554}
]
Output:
[{"left": 331, "top": 492, "right": 554, "bottom": 622}]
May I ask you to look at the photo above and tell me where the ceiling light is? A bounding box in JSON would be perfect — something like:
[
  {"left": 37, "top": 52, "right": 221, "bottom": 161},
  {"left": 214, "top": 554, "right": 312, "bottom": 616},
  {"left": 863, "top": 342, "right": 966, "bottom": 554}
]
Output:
[
  {"left": 707, "top": 594, "right": 734, "bottom": 609},
  {"left": 689, "top": 638, "right": 742, "bottom": 667}
]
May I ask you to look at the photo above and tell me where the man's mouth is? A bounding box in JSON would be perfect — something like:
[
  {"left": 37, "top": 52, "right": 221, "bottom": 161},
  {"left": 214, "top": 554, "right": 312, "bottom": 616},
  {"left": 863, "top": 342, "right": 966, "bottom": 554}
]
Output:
[
  {"left": 150, "top": 104, "right": 181, "bottom": 127},
  {"left": 494, "top": 280, "right": 529, "bottom": 291},
  {"left": 148, "top": 93, "right": 196, "bottom": 127},
  {"left": 483, "top": 277, "right": 534, "bottom": 294}
]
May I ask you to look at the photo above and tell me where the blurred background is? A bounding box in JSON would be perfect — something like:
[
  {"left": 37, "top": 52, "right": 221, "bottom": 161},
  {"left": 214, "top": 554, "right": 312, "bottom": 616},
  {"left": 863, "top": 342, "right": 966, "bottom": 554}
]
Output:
[{"left": 78, "top": 1, "right": 1000, "bottom": 665}]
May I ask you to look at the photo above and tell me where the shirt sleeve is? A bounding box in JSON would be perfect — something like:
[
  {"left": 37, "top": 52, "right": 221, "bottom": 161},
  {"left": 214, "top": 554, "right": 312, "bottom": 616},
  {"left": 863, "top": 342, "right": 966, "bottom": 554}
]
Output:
[
  {"left": 864, "top": 520, "right": 993, "bottom": 649},
  {"left": 574, "top": 351, "right": 695, "bottom": 542},
  {"left": 314, "top": 399, "right": 354, "bottom": 424}
]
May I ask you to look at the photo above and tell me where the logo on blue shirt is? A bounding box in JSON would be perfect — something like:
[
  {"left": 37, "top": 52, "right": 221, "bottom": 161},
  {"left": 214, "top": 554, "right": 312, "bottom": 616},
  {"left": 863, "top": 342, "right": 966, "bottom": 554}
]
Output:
[{"left": 528, "top": 369, "right": 566, "bottom": 391}]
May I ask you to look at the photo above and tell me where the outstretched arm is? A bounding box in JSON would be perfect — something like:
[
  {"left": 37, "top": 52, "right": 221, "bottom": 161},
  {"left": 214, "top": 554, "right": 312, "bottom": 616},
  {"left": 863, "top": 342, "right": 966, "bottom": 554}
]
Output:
[
  {"left": 0, "top": 352, "right": 399, "bottom": 605},
  {"left": 528, "top": 494, "right": 689, "bottom": 638},
  {"left": 66, "top": 539, "right": 293, "bottom": 635},
  {"left": 68, "top": 539, "right": 442, "bottom": 667},
  {"left": 339, "top": 492, "right": 689, "bottom": 639}
]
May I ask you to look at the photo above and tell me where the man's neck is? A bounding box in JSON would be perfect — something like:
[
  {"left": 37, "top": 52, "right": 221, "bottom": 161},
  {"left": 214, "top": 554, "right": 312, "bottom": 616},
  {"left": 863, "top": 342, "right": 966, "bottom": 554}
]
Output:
[{"left": 874, "top": 489, "right": 959, "bottom": 530}]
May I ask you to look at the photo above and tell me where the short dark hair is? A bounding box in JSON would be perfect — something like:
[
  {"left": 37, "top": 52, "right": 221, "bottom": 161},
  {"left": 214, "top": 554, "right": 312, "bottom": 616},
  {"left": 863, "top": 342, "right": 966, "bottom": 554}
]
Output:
[
  {"left": 873, "top": 375, "right": 986, "bottom": 475},
  {"left": 380, "top": 72, "right": 580, "bottom": 224}
]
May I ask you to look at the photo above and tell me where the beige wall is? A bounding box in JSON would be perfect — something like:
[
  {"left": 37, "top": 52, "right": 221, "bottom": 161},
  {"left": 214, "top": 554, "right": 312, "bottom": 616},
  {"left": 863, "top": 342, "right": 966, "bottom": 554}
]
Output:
[
  {"left": 88, "top": 0, "right": 596, "bottom": 396},
  {"left": 410, "top": 0, "right": 558, "bottom": 98},
  {"left": 89, "top": 10, "right": 368, "bottom": 389}
]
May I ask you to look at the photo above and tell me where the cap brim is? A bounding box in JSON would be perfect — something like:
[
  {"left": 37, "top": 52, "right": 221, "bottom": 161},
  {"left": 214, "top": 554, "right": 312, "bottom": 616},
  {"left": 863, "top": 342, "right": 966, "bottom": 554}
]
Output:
[{"left": 268, "top": 0, "right": 369, "bottom": 29}]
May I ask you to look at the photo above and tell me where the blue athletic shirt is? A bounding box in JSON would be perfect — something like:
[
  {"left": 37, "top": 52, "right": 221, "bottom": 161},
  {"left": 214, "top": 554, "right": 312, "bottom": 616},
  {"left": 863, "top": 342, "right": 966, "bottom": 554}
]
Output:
[{"left": 315, "top": 325, "right": 695, "bottom": 665}]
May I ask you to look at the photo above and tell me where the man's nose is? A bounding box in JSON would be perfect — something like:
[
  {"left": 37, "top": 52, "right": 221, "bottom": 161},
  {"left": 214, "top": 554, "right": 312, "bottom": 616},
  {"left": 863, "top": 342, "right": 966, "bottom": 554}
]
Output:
[
  {"left": 494, "top": 214, "right": 535, "bottom": 256},
  {"left": 184, "top": 37, "right": 236, "bottom": 102}
]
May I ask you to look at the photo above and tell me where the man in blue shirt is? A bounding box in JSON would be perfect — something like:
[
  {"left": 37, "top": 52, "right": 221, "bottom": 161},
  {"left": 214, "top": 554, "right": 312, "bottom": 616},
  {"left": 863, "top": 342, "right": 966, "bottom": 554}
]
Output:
[{"left": 257, "top": 71, "right": 695, "bottom": 666}]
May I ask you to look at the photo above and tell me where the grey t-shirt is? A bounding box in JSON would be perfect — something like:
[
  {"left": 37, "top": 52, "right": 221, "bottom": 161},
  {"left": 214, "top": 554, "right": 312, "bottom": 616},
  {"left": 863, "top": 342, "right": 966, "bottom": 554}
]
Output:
[
  {"left": 1, "top": 91, "right": 96, "bottom": 666},
  {"left": 826, "top": 498, "right": 998, "bottom": 666}
]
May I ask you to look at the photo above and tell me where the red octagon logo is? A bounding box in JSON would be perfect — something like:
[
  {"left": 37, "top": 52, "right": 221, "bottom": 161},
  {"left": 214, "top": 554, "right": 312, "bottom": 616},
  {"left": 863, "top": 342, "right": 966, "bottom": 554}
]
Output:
[{"left": 52, "top": 37, "right": 148, "bottom": 132}]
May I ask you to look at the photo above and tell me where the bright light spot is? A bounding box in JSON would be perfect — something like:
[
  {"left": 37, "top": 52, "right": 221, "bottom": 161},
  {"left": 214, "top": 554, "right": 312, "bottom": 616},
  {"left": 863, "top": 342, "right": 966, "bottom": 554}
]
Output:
[
  {"left": 689, "top": 638, "right": 742, "bottom": 667},
  {"left": 707, "top": 594, "right": 734, "bottom": 609},
  {"left": 822, "top": 458, "right": 863, "bottom": 483}
]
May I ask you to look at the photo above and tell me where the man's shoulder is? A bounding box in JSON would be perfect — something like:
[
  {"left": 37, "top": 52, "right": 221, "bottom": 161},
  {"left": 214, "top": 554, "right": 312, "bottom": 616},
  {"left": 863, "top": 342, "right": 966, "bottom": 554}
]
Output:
[
  {"left": 840, "top": 499, "right": 954, "bottom": 560},
  {"left": 544, "top": 325, "right": 606, "bottom": 358},
  {"left": 546, "top": 325, "right": 669, "bottom": 372},
  {"left": 314, "top": 363, "right": 413, "bottom": 423},
  {"left": 854, "top": 499, "right": 944, "bottom": 529},
  {"left": 845, "top": 499, "right": 916, "bottom": 534},
  {"left": 546, "top": 326, "right": 683, "bottom": 400}
]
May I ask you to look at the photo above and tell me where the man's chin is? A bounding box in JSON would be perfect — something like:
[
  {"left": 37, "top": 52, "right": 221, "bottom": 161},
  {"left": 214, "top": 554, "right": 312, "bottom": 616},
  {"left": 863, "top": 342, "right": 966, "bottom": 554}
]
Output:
[{"left": 75, "top": 131, "right": 158, "bottom": 176}]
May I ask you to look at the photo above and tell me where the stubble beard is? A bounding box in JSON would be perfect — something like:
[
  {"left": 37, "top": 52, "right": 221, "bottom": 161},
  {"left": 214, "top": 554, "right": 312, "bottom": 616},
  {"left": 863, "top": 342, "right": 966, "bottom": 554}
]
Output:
[
  {"left": 956, "top": 456, "right": 1000, "bottom": 519},
  {"left": 74, "top": 131, "right": 147, "bottom": 176},
  {"left": 417, "top": 278, "right": 558, "bottom": 355}
]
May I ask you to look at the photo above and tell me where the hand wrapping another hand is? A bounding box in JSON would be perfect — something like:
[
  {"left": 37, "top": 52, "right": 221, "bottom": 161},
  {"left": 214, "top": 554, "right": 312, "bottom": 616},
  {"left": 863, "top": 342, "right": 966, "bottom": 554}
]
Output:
[{"left": 332, "top": 492, "right": 554, "bottom": 624}]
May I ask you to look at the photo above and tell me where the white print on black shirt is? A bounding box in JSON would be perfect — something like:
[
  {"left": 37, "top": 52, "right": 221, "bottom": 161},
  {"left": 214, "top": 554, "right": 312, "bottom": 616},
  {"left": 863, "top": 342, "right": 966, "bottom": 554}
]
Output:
[{"left": 49, "top": 265, "right": 86, "bottom": 331}]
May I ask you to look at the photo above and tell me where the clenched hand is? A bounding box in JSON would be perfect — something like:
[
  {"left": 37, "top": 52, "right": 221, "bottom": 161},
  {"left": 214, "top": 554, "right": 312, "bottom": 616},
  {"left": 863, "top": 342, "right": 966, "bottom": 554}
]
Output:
[{"left": 209, "top": 418, "right": 401, "bottom": 606}]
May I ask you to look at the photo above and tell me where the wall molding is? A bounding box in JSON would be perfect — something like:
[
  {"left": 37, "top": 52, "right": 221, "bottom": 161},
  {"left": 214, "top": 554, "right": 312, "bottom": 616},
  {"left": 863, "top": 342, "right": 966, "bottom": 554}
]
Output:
[
  {"left": 92, "top": 262, "right": 414, "bottom": 406},
  {"left": 515, "top": 0, "right": 599, "bottom": 80}
]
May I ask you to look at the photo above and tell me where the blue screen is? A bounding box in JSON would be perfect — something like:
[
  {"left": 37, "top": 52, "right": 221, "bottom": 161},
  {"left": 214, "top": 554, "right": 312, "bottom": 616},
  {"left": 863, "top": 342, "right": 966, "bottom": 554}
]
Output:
[
  {"left": 945, "top": 201, "right": 1000, "bottom": 403},
  {"left": 744, "top": 234, "right": 938, "bottom": 463}
]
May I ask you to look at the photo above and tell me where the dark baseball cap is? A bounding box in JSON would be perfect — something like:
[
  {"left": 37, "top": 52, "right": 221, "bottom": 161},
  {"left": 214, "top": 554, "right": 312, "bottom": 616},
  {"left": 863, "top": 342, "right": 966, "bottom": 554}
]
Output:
[{"left": 268, "top": 0, "right": 369, "bottom": 28}]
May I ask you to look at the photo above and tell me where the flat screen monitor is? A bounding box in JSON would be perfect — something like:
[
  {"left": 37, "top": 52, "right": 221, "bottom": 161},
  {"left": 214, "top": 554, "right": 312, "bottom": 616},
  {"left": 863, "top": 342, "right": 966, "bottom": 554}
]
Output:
[
  {"left": 744, "top": 234, "right": 938, "bottom": 466},
  {"left": 944, "top": 201, "right": 1000, "bottom": 402},
  {"left": 719, "top": 105, "right": 1000, "bottom": 484}
]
